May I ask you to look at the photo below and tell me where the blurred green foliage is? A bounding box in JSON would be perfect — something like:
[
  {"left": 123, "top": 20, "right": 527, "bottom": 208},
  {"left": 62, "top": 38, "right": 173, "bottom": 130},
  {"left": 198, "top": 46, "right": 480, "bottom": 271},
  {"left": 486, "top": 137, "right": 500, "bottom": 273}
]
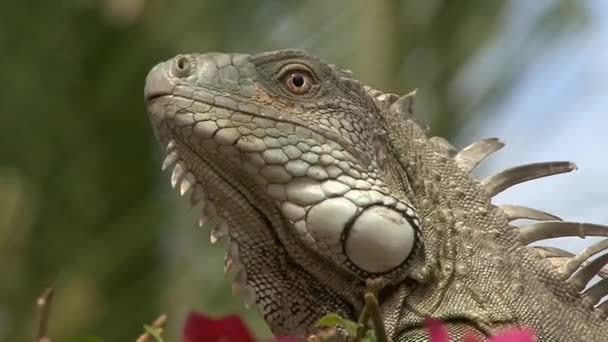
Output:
[{"left": 0, "top": 0, "right": 587, "bottom": 341}]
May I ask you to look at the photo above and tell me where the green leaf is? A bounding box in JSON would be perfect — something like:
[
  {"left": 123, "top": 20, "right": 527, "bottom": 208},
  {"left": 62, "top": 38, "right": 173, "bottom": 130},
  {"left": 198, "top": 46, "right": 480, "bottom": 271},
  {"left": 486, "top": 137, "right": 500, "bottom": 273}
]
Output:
[
  {"left": 316, "top": 313, "right": 345, "bottom": 328},
  {"left": 342, "top": 319, "right": 358, "bottom": 337},
  {"left": 362, "top": 329, "right": 377, "bottom": 342},
  {"left": 316, "top": 313, "right": 360, "bottom": 338},
  {"left": 143, "top": 325, "right": 164, "bottom": 342}
]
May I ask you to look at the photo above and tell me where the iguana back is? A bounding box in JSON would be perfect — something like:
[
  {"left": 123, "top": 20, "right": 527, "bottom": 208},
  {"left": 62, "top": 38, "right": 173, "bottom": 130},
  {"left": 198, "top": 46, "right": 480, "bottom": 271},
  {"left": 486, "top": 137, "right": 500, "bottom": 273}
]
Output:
[{"left": 144, "top": 49, "right": 608, "bottom": 341}]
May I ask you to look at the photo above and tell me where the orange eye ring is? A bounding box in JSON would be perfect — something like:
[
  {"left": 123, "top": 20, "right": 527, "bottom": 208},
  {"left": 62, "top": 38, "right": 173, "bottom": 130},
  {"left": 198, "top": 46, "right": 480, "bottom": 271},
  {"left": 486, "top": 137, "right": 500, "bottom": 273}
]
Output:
[{"left": 282, "top": 69, "right": 314, "bottom": 95}]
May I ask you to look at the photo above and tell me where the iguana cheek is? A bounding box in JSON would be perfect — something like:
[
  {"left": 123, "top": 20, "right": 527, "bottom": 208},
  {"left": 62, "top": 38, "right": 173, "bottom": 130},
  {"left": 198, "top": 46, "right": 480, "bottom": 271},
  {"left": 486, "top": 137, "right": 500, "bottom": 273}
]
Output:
[
  {"left": 306, "top": 197, "right": 357, "bottom": 247},
  {"left": 284, "top": 190, "right": 420, "bottom": 276}
]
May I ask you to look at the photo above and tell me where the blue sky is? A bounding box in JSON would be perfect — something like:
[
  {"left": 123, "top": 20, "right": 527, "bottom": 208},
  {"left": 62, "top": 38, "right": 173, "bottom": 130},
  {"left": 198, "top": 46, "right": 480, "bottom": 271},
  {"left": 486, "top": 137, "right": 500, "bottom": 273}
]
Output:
[{"left": 457, "top": 0, "right": 608, "bottom": 253}]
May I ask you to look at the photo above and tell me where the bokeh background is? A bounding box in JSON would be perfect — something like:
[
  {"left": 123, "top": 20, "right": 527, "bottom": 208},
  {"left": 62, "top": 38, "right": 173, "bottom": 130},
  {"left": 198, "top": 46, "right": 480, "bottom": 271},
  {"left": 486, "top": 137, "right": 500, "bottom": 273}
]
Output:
[{"left": 1, "top": 0, "right": 606, "bottom": 341}]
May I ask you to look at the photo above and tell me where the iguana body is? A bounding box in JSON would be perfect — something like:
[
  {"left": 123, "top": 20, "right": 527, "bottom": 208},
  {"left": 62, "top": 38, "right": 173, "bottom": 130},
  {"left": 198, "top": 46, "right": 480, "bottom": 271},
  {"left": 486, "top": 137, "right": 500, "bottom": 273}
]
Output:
[{"left": 144, "top": 49, "right": 608, "bottom": 341}]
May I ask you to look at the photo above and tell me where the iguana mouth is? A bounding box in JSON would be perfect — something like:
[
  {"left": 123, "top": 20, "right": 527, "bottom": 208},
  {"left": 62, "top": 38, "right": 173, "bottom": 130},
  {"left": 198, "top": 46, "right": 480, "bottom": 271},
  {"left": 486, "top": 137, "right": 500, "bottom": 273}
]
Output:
[
  {"left": 144, "top": 61, "right": 175, "bottom": 102},
  {"left": 145, "top": 93, "right": 170, "bottom": 103}
]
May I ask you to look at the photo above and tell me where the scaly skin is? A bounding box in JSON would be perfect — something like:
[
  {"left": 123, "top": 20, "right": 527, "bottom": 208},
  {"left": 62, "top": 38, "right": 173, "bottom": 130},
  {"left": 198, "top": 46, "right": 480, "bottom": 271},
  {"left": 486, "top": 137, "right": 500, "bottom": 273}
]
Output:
[{"left": 144, "top": 49, "right": 608, "bottom": 341}]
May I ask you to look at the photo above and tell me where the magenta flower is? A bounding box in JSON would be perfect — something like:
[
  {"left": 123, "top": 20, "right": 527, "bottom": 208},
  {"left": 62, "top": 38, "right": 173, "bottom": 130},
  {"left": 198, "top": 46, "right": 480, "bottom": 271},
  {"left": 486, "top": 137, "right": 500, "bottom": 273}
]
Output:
[
  {"left": 182, "top": 311, "right": 533, "bottom": 342},
  {"left": 485, "top": 330, "right": 535, "bottom": 342},
  {"left": 182, "top": 311, "right": 302, "bottom": 342},
  {"left": 425, "top": 318, "right": 535, "bottom": 342}
]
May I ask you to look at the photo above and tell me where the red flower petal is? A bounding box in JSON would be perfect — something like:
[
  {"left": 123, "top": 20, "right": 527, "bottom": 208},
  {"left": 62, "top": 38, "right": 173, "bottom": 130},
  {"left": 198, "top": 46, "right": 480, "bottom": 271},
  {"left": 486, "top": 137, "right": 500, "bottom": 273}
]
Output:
[
  {"left": 424, "top": 318, "right": 535, "bottom": 342},
  {"left": 463, "top": 332, "right": 483, "bottom": 342},
  {"left": 182, "top": 311, "right": 255, "bottom": 342},
  {"left": 424, "top": 318, "right": 450, "bottom": 342},
  {"left": 489, "top": 329, "right": 535, "bottom": 342}
]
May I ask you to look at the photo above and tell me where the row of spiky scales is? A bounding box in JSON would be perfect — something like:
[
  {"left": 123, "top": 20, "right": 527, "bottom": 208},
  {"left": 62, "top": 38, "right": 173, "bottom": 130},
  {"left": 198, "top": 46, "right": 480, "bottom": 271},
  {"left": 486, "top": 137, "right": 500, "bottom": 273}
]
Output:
[
  {"left": 161, "top": 139, "right": 257, "bottom": 308},
  {"left": 364, "top": 86, "right": 608, "bottom": 317}
]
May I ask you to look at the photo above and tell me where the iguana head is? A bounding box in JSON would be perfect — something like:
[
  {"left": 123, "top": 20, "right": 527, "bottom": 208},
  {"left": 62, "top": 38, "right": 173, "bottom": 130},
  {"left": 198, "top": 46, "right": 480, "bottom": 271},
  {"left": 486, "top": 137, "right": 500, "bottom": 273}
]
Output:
[{"left": 144, "top": 49, "right": 423, "bottom": 334}]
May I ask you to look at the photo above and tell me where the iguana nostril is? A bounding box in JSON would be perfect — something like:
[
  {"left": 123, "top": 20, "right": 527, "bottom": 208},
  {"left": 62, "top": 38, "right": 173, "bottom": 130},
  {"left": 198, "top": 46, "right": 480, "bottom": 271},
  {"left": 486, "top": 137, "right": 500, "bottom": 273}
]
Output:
[{"left": 172, "top": 56, "right": 192, "bottom": 77}]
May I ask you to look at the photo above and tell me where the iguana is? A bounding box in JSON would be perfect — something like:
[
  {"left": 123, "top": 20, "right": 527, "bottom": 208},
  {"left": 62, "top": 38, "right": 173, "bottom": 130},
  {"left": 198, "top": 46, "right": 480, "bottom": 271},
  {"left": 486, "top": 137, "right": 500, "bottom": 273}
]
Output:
[{"left": 144, "top": 49, "right": 608, "bottom": 341}]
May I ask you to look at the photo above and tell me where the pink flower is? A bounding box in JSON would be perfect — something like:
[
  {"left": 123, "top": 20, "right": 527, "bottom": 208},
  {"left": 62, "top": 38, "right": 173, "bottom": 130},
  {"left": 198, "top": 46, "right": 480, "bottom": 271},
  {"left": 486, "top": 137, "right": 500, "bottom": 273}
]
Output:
[
  {"left": 425, "top": 318, "right": 450, "bottom": 342},
  {"left": 182, "top": 311, "right": 302, "bottom": 342},
  {"left": 486, "top": 329, "right": 535, "bottom": 342},
  {"left": 425, "top": 318, "right": 535, "bottom": 342}
]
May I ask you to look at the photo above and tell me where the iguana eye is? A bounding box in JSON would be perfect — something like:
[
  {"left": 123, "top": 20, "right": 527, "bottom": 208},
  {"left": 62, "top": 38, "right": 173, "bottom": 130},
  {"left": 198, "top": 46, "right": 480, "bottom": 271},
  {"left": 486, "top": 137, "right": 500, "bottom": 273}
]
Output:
[{"left": 281, "top": 68, "right": 314, "bottom": 95}]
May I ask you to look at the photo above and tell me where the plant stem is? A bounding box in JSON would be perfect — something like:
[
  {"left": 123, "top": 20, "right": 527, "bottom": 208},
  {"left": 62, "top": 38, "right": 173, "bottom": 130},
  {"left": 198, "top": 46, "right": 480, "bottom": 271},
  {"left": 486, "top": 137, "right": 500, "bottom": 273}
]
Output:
[
  {"left": 136, "top": 314, "right": 168, "bottom": 342},
  {"left": 354, "top": 302, "right": 370, "bottom": 342},
  {"left": 36, "top": 288, "right": 54, "bottom": 342},
  {"left": 365, "top": 292, "right": 388, "bottom": 342}
]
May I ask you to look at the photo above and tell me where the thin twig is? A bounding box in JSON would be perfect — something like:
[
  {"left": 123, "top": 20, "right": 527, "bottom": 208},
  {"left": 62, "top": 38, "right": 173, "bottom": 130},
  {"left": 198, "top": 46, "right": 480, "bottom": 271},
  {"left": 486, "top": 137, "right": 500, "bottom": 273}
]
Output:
[
  {"left": 135, "top": 313, "right": 168, "bottom": 342},
  {"left": 363, "top": 278, "right": 388, "bottom": 342},
  {"left": 36, "top": 288, "right": 54, "bottom": 342},
  {"left": 354, "top": 303, "right": 370, "bottom": 342},
  {"left": 365, "top": 278, "right": 385, "bottom": 297},
  {"left": 364, "top": 292, "right": 388, "bottom": 342},
  {"left": 354, "top": 278, "right": 388, "bottom": 341}
]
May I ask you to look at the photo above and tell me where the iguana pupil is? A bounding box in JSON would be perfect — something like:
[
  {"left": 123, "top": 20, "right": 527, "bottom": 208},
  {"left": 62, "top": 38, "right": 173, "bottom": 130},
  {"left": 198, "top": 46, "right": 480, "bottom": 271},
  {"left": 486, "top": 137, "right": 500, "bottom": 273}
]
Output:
[{"left": 291, "top": 74, "right": 304, "bottom": 87}]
